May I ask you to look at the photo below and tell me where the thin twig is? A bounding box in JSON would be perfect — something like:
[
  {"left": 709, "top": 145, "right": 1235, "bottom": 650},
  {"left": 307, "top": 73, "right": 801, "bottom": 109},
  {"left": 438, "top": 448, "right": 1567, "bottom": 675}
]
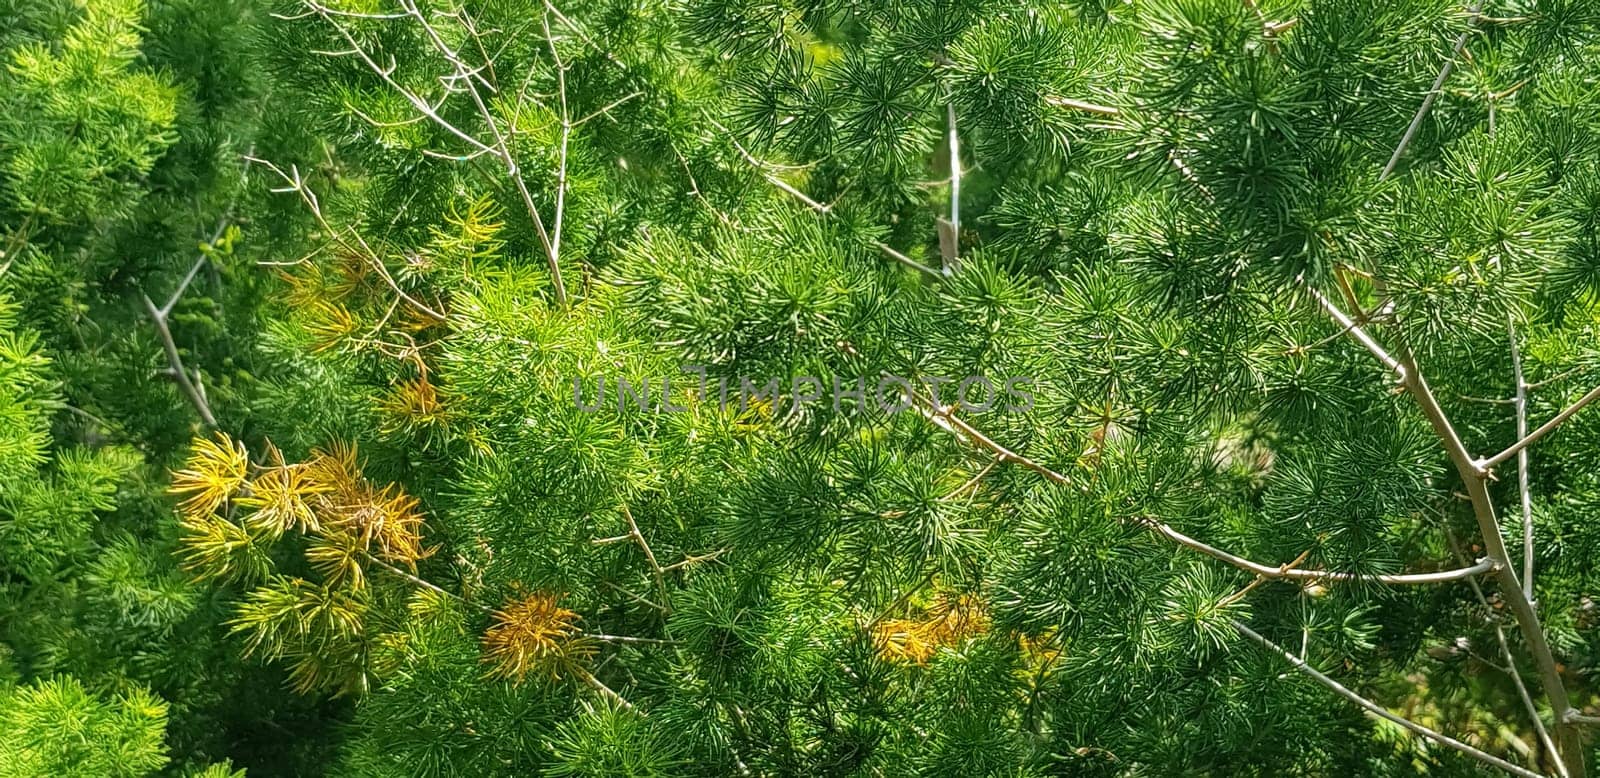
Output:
[
  {"left": 162, "top": 217, "right": 234, "bottom": 316},
  {"left": 602, "top": 580, "right": 668, "bottom": 613},
  {"left": 1, "top": 213, "right": 36, "bottom": 275},
  {"left": 921, "top": 401, "right": 1069, "bottom": 485},
  {"left": 543, "top": 12, "right": 572, "bottom": 278},
  {"left": 1234, "top": 620, "right": 1544, "bottom": 778},
  {"left": 1526, "top": 369, "right": 1582, "bottom": 392},
  {"left": 620, "top": 504, "right": 670, "bottom": 612},
  {"left": 658, "top": 548, "right": 727, "bottom": 573},
  {"left": 363, "top": 550, "right": 493, "bottom": 613},
  {"left": 911, "top": 391, "right": 1491, "bottom": 586},
  {"left": 141, "top": 215, "right": 239, "bottom": 427},
  {"left": 246, "top": 156, "right": 448, "bottom": 322},
  {"left": 1306, "top": 285, "right": 1405, "bottom": 379},
  {"left": 718, "top": 120, "right": 944, "bottom": 278},
  {"left": 1147, "top": 520, "right": 1495, "bottom": 585},
  {"left": 942, "top": 100, "right": 961, "bottom": 273},
  {"left": 1480, "top": 384, "right": 1600, "bottom": 473},
  {"left": 1380, "top": 2, "right": 1486, "bottom": 180},
  {"left": 141, "top": 294, "right": 218, "bottom": 427},
  {"left": 576, "top": 668, "right": 637, "bottom": 713},
  {"left": 585, "top": 632, "right": 677, "bottom": 646},
  {"left": 940, "top": 458, "right": 1000, "bottom": 502},
  {"left": 1219, "top": 549, "right": 1311, "bottom": 608},
  {"left": 725, "top": 133, "right": 832, "bottom": 213},
  {"left": 575, "top": 91, "right": 643, "bottom": 127},
  {"left": 1043, "top": 95, "right": 1121, "bottom": 115},
  {"left": 306, "top": 2, "right": 496, "bottom": 155},
  {"left": 397, "top": 0, "right": 569, "bottom": 306}
]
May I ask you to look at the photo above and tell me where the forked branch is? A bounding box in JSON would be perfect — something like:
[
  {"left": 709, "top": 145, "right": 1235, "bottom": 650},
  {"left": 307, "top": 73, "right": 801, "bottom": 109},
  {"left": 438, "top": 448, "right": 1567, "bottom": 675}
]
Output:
[
  {"left": 1315, "top": 287, "right": 1583, "bottom": 776},
  {"left": 246, "top": 156, "right": 448, "bottom": 322},
  {"left": 1235, "top": 620, "right": 1544, "bottom": 778},
  {"left": 142, "top": 293, "right": 218, "bottom": 428},
  {"left": 142, "top": 218, "right": 234, "bottom": 428},
  {"left": 302, "top": 0, "right": 571, "bottom": 306}
]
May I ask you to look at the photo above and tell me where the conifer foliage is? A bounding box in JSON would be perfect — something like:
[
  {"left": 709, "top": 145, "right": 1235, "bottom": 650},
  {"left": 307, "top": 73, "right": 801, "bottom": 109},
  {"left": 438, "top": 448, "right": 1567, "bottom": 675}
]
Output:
[{"left": 8, "top": 0, "right": 1600, "bottom": 775}]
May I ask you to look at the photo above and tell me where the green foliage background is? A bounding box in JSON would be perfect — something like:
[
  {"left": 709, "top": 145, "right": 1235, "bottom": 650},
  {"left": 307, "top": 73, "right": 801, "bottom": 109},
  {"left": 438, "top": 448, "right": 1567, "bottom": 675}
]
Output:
[{"left": 4, "top": 0, "right": 1600, "bottom": 776}]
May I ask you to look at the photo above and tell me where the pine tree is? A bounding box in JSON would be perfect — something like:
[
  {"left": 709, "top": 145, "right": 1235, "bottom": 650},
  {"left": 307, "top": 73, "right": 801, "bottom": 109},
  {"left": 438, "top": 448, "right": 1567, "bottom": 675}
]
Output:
[{"left": 10, "top": 0, "right": 1600, "bottom": 776}]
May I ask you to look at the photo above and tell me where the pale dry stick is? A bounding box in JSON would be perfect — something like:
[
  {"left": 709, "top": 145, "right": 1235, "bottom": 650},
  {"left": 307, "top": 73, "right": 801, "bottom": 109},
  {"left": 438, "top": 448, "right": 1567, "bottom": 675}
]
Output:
[
  {"left": 1380, "top": 1, "right": 1486, "bottom": 180},
  {"left": 1218, "top": 549, "right": 1311, "bottom": 609},
  {"left": 1043, "top": 95, "right": 1121, "bottom": 115},
  {"left": 392, "top": 0, "right": 569, "bottom": 306},
  {"left": 670, "top": 144, "right": 735, "bottom": 227},
  {"left": 1289, "top": 311, "right": 1378, "bottom": 357},
  {"left": 363, "top": 550, "right": 492, "bottom": 612},
  {"left": 731, "top": 137, "right": 943, "bottom": 277},
  {"left": 543, "top": 12, "right": 572, "bottom": 268},
  {"left": 366, "top": 550, "right": 669, "bottom": 644},
  {"left": 908, "top": 391, "right": 1494, "bottom": 585},
  {"left": 620, "top": 503, "right": 671, "bottom": 612},
  {"left": 460, "top": 9, "right": 543, "bottom": 86},
  {"left": 1459, "top": 375, "right": 1584, "bottom": 405},
  {"left": 1479, "top": 384, "right": 1600, "bottom": 473},
  {"left": 304, "top": 2, "right": 497, "bottom": 157},
  {"left": 300, "top": 3, "right": 554, "bottom": 302},
  {"left": 1508, "top": 317, "right": 1536, "bottom": 602},
  {"left": 142, "top": 294, "right": 218, "bottom": 427},
  {"left": 718, "top": 121, "right": 946, "bottom": 277},
  {"left": 1446, "top": 528, "right": 1567, "bottom": 777},
  {"left": 1306, "top": 285, "right": 1405, "bottom": 379},
  {"left": 246, "top": 157, "right": 448, "bottom": 322},
  {"left": 602, "top": 580, "right": 668, "bottom": 614},
  {"left": 877, "top": 242, "right": 944, "bottom": 277},
  {"left": 919, "top": 400, "right": 1068, "bottom": 485},
  {"left": 1527, "top": 368, "right": 1584, "bottom": 392},
  {"left": 658, "top": 548, "right": 727, "bottom": 573},
  {"left": 162, "top": 217, "right": 234, "bottom": 315},
  {"left": 574, "top": 91, "right": 644, "bottom": 127},
  {"left": 942, "top": 101, "right": 962, "bottom": 273},
  {"left": 584, "top": 632, "right": 677, "bottom": 646},
  {"left": 1146, "top": 519, "right": 1496, "bottom": 585},
  {"left": 1234, "top": 620, "right": 1545, "bottom": 778},
  {"left": 1241, "top": 0, "right": 1269, "bottom": 33},
  {"left": 140, "top": 217, "right": 236, "bottom": 427},
  {"left": 541, "top": 0, "right": 624, "bottom": 68},
  {"left": 0, "top": 213, "right": 36, "bottom": 277},
  {"left": 724, "top": 132, "right": 833, "bottom": 213},
  {"left": 1462, "top": 393, "right": 1520, "bottom": 406},
  {"left": 451, "top": 8, "right": 500, "bottom": 89},
  {"left": 577, "top": 669, "right": 637, "bottom": 713},
  {"left": 940, "top": 457, "right": 1000, "bottom": 503}
]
